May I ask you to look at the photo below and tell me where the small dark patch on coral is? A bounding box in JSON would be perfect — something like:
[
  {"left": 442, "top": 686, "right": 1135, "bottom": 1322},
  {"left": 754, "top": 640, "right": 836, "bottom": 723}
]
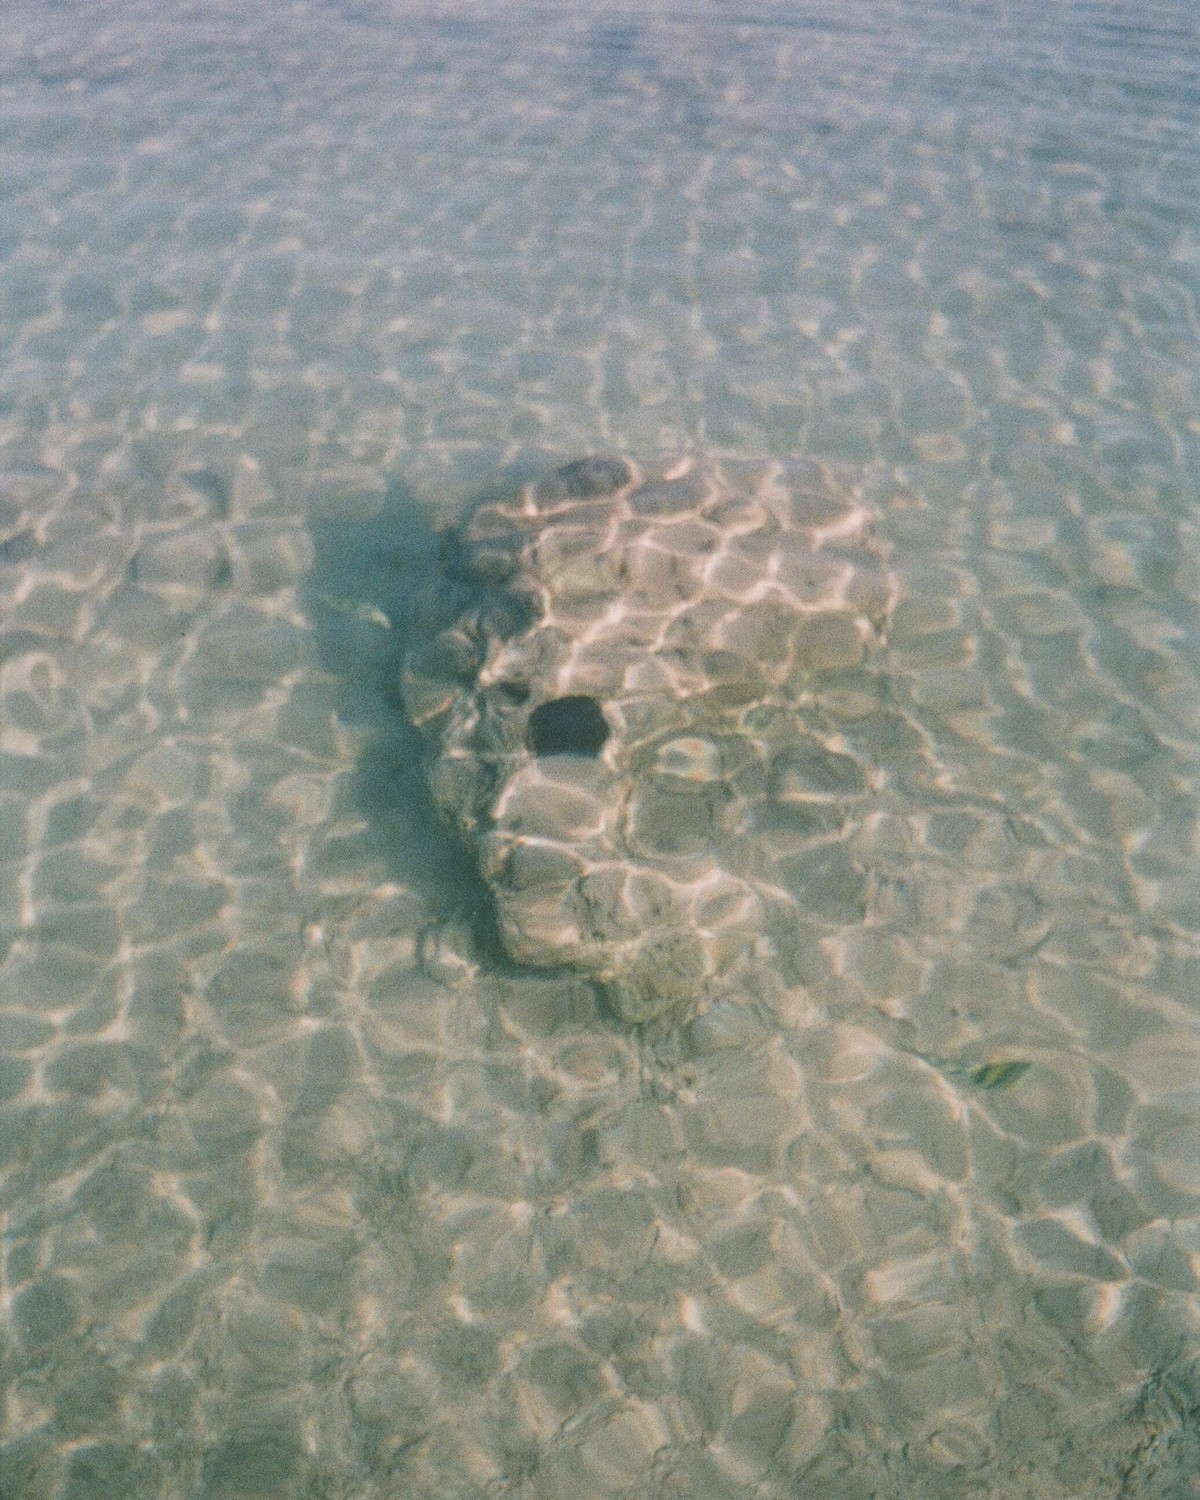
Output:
[{"left": 528, "top": 696, "right": 609, "bottom": 758}]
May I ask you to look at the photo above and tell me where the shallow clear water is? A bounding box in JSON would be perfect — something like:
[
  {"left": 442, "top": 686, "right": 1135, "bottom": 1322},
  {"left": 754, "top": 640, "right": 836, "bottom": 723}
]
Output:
[{"left": 1, "top": 1, "right": 1198, "bottom": 1495}]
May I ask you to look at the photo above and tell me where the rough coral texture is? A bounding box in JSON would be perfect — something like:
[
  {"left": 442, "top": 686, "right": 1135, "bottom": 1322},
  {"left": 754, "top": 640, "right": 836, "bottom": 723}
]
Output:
[{"left": 404, "top": 455, "right": 897, "bottom": 1022}]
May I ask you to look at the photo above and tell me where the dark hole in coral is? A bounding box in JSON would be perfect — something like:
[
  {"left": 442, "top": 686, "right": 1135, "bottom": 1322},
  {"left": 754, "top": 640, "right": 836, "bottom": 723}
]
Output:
[{"left": 528, "top": 696, "right": 609, "bottom": 758}]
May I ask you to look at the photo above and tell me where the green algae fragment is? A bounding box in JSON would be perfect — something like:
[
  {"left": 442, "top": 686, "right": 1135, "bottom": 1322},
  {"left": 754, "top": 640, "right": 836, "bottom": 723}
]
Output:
[{"left": 970, "top": 1059, "right": 1031, "bottom": 1090}]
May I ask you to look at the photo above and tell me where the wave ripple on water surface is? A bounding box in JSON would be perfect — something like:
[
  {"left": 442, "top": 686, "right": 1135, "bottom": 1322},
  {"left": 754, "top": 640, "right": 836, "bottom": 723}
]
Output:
[{"left": 0, "top": 1, "right": 1198, "bottom": 1496}]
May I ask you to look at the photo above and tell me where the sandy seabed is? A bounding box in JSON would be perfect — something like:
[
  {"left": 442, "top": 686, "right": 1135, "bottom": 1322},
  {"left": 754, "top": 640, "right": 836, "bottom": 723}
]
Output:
[{"left": 0, "top": 1, "right": 1198, "bottom": 1495}]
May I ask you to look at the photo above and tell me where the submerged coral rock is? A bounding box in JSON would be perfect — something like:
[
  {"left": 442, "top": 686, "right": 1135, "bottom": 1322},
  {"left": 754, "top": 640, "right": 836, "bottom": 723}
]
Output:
[{"left": 404, "top": 455, "right": 896, "bottom": 1022}]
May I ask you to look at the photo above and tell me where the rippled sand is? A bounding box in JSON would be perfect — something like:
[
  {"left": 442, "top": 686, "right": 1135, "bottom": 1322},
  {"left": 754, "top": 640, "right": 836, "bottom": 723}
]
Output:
[{"left": 0, "top": 1, "right": 1198, "bottom": 1496}]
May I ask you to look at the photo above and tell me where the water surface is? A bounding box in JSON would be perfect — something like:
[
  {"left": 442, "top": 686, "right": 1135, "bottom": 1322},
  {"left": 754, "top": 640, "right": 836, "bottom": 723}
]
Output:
[{"left": 1, "top": 1, "right": 1198, "bottom": 1495}]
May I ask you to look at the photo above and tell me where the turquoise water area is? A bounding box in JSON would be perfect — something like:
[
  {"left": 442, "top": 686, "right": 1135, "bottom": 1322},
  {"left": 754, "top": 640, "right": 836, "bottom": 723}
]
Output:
[{"left": 1, "top": 1, "right": 1198, "bottom": 1495}]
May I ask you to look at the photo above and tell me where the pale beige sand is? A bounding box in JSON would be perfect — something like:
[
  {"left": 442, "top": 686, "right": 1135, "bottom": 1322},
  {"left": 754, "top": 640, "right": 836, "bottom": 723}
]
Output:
[{"left": 0, "top": 1, "right": 1197, "bottom": 1495}]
